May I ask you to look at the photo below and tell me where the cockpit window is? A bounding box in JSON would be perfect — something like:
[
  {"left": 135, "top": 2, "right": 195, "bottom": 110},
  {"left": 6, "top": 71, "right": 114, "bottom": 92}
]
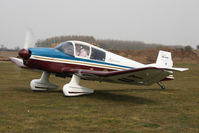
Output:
[
  {"left": 90, "top": 48, "right": 106, "bottom": 61},
  {"left": 56, "top": 42, "right": 74, "bottom": 56},
  {"left": 75, "top": 44, "right": 90, "bottom": 58}
]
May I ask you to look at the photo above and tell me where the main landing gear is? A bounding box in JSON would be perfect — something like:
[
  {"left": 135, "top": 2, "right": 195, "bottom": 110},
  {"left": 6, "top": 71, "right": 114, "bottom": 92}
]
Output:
[
  {"left": 30, "top": 72, "right": 94, "bottom": 96},
  {"left": 63, "top": 74, "right": 94, "bottom": 96},
  {"left": 157, "top": 82, "right": 166, "bottom": 90},
  {"left": 30, "top": 71, "right": 58, "bottom": 91}
]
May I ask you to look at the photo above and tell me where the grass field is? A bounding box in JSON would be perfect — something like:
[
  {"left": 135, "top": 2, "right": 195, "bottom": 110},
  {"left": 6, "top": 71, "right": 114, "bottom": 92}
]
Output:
[{"left": 0, "top": 62, "right": 198, "bottom": 133}]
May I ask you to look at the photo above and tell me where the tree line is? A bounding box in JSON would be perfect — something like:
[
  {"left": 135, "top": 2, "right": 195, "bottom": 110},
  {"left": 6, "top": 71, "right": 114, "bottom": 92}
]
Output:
[
  {"left": 1, "top": 35, "right": 198, "bottom": 51},
  {"left": 0, "top": 45, "right": 20, "bottom": 51},
  {"left": 35, "top": 35, "right": 186, "bottom": 50}
]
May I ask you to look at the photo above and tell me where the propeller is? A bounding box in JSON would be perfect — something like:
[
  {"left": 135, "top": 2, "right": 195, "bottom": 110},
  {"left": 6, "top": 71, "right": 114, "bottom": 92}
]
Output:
[
  {"left": 24, "top": 28, "right": 33, "bottom": 50},
  {"left": 18, "top": 28, "right": 33, "bottom": 61}
]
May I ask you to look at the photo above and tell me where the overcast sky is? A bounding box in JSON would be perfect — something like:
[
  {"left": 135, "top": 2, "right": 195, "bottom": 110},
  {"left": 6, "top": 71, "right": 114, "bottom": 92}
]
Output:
[{"left": 0, "top": 0, "right": 199, "bottom": 48}]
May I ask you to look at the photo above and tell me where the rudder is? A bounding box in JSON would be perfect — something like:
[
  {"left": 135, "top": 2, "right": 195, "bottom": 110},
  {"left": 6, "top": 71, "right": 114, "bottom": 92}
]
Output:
[{"left": 156, "top": 50, "right": 173, "bottom": 68}]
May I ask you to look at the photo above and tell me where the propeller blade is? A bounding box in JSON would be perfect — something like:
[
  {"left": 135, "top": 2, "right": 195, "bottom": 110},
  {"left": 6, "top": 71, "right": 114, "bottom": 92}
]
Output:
[{"left": 24, "top": 28, "right": 33, "bottom": 50}]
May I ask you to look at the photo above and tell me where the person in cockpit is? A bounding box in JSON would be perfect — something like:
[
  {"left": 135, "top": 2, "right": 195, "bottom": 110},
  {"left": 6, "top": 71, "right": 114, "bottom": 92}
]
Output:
[{"left": 76, "top": 45, "right": 88, "bottom": 57}]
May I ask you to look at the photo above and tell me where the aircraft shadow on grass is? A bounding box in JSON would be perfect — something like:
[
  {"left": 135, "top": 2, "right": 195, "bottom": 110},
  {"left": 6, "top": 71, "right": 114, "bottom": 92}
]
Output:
[
  {"left": 97, "top": 87, "right": 177, "bottom": 92},
  {"left": 12, "top": 87, "right": 156, "bottom": 105},
  {"left": 87, "top": 89, "right": 156, "bottom": 105}
]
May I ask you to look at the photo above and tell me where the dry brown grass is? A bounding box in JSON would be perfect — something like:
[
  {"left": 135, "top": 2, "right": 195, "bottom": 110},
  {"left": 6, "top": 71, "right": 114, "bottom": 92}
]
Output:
[
  {"left": 111, "top": 48, "right": 199, "bottom": 64},
  {"left": 0, "top": 51, "right": 17, "bottom": 61}
]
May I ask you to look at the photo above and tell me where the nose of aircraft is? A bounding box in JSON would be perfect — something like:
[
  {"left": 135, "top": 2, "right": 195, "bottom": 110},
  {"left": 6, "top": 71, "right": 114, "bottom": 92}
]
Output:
[{"left": 18, "top": 48, "right": 31, "bottom": 60}]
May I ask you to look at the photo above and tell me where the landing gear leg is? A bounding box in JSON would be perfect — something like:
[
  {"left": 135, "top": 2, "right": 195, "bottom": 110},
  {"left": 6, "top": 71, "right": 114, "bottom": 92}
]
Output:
[
  {"left": 63, "top": 74, "right": 94, "bottom": 96},
  {"left": 157, "top": 82, "right": 166, "bottom": 90},
  {"left": 30, "top": 71, "right": 58, "bottom": 91}
]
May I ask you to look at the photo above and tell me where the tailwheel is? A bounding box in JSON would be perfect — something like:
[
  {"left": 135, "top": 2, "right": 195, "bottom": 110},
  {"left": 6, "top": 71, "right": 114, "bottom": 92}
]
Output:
[
  {"left": 30, "top": 71, "right": 58, "bottom": 91},
  {"left": 157, "top": 82, "right": 166, "bottom": 90},
  {"left": 63, "top": 74, "right": 94, "bottom": 96}
]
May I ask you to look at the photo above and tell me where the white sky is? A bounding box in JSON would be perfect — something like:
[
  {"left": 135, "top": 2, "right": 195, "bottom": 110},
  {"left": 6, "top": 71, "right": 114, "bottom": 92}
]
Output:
[{"left": 0, "top": 0, "right": 199, "bottom": 48}]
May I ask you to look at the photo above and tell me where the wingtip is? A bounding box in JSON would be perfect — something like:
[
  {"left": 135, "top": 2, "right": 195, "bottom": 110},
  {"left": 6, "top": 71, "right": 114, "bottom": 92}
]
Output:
[
  {"left": 9, "top": 57, "right": 27, "bottom": 68},
  {"left": 165, "top": 67, "right": 189, "bottom": 72}
]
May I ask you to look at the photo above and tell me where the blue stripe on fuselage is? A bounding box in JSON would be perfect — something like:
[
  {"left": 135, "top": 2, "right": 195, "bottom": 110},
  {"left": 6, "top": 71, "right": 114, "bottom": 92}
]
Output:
[{"left": 29, "top": 48, "right": 133, "bottom": 69}]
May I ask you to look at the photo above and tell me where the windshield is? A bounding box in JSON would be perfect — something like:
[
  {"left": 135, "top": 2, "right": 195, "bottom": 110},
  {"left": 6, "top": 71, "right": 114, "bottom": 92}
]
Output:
[{"left": 56, "top": 42, "right": 74, "bottom": 56}]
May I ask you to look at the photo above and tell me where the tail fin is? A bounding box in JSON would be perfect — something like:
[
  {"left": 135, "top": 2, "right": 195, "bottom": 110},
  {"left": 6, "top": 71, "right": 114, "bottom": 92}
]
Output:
[
  {"left": 155, "top": 50, "right": 188, "bottom": 71},
  {"left": 156, "top": 50, "right": 173, "bottom": 68}
]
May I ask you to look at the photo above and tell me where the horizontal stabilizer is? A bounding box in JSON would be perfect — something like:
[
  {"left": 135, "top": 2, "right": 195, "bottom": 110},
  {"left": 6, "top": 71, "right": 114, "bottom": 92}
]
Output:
[
  {"left": 164, "top": 67, "right": 189, "bottom": 72},
  {"left": 146, "top": 64, "right": 189, "bottom": 72}
]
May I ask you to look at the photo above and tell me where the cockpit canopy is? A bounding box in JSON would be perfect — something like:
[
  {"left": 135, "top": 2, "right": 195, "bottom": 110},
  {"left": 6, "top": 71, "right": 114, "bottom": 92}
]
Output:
[{"left": 56, "top": 41, "right": 106, "bottom": 61}]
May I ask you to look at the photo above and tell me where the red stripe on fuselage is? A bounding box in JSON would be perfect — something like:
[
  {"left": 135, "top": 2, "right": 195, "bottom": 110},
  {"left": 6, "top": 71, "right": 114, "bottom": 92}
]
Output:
[{"left": 25, "top": 59, "right": 115, "bottom": 74}]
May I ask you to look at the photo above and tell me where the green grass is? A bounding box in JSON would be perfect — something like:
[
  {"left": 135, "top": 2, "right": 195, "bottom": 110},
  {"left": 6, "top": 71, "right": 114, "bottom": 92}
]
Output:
[{"left": 0, "top": 63, "right": 199, "bottom": 133}]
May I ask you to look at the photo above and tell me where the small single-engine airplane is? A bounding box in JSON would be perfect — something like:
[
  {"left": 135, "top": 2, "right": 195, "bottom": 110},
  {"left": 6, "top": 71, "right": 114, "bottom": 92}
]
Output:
[{"left": 10, "top": 31, "right": 188, "bottom": 96}]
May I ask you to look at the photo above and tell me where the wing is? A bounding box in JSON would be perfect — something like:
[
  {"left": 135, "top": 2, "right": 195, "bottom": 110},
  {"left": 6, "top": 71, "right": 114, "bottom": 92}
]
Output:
[
  {"left": 61, "top": 67, "right": 176, "bottom": 85},
  {"left": 9, "top": 57, "right": 27, "bottom": 68}
]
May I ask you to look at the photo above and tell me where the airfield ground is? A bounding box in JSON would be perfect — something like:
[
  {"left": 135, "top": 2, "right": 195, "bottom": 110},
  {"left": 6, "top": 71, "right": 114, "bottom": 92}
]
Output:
[{"left": 0, "top": 62, "right": 198, "bottom": 133}]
